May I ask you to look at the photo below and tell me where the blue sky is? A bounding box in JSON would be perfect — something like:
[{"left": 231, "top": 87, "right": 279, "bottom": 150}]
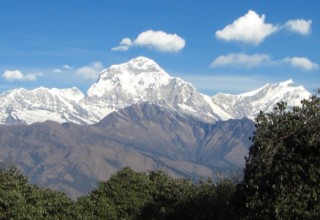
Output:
[{"left": 0, "top": 0, "right": 319, "bottom": 95}]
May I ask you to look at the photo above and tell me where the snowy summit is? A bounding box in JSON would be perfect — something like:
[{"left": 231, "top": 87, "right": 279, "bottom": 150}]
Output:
[{"left": 0, "top": 57, "right": 311, "bottom": 125}]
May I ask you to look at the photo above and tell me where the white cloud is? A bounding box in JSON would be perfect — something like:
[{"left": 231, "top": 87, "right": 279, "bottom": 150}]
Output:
[
  {"left": 111, "top": 30, "right": 185, "bottom": 53},
  {"left": 211, "top": 53, "right": 319, "bottom": 71},
  {"left": 63, "top": 64, "right": 73, "bottom": 70},
  {"left": 284, "top": 19, "right": 312, "bottom": 35},
  {"left": 53, "top": 65, "right": 73, "bottom": 73},
  {"left": 135, "top": 30, "right": 185, "bottom": 52},
  {"left": 2, "top": 70, "right": 41, "bottom": 81},
  {"left": 76, "top": 62, "right": 103, "bottom": 80},
  {"left": 215, "top": 10, "right": 278, "bottom": 45},
  {"left": 111, "top": 38, "right": 132, "bottom": 51},
  {"left": 283, "top": 57, "right": 318, "bottom": 71},
  {"left": 91, "top": 62, "right": 103, "bottom": 69},
  {"left": 53, "top": 69, "right": 62, "bottom": 73},
  {"left": 211, "top": 53, "right": 271, "bottom": 68}
]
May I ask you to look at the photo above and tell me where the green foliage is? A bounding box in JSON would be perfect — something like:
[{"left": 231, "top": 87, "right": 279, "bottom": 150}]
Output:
[
  {"left": 0, "top": 165, "right": 237, "bottom": 219},
  {"left": 78, "top": 168, "right": 236, "bottom": 220},
  {"left": 77, "top": 167, "right": 152, "bottom": 220},
  {"left": 0, "top": 166, "right": 74, "bottom": 219},
  {"left": 34, "top": 187, "right": 75, "bottom": 219},
  {"left": 75, "top": 193, "right": 117, "bottom": 220},
  {"left": 138, "top": 171, "right": 197, "bottom": 220},
  {"left": 233, "top": 94, "right": 320, "bottom": 219}
]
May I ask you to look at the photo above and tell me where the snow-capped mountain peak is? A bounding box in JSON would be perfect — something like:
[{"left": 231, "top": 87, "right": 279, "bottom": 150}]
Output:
[
  {"left": 211, "top": 79, "right": 311, "bottom": 120},
  {"left": 0, "top": 57, "right": 312, "bottom": 125},
  {"left": 85, "top": 56, "right": 217, "bottom": 122},
  {"left": 108, "top": 56, "right": 165, "bottom": 74},
  {"left": 87, "top": 56, "right": 170, "bottom": 98},
  {"left": 0, "top": 87, "right": 88, "bottom": 125}
]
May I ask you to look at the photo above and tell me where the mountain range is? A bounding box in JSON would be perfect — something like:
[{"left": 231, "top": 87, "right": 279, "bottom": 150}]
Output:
[
  {"left": 0, "top": 56, "right": 312, "bottom": 198},
  {"left": 0, "top": 56, "right": 310, "bottom": 125}
]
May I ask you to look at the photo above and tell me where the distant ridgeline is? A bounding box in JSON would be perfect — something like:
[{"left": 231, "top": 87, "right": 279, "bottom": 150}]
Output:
[{"left": 0, "top": 57, "right": 312, "bottom": 200}]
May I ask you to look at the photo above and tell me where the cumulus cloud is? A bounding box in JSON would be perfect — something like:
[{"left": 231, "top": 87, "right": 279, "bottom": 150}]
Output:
[
  {"left": 111, "top": 38, "right": 132, "bottom": 51},
  {"left": 215, "top": 10, "right": 278, "bottom": 45},
  {"left": 134, "top": 30, "right": 185, "bottom": 52},
  {"left": 111, "top": 30, "right": 185, "bottom": 53},
  {"left": 283, "top": 57, "right": 318, "bottom": 71},
  {"left": 2, "top": 70, "right": 42, "bottom": 81},
  {"left": 284, "top": 19, "right": 312, "bottom": 35},
  {"left": 76, "top": 62, "right": 103, "bottom": 80},
  {"left": 211, "top": 53, "right": 271, "bottom": 68}
]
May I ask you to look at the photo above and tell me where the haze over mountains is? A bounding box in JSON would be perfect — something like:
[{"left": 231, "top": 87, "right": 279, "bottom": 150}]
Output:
[{"left": 0, "top": 57, "right": 312, "bottom": 197}]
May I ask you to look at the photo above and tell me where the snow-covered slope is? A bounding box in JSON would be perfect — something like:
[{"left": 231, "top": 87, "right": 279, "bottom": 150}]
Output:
[
  {"left": 0, "top": 56, "right": 312, "bottom": 125},
  {"left": 84, "top": 56, "right": 220, "bottom": 122},
  {"left": 0, "top": 87, "right": 92, "bottom": 125},
  {"left": 211, "top": 79, "right": 311, "bottom": 120}
]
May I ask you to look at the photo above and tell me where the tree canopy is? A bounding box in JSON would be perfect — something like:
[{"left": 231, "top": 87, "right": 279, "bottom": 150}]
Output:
[
  {"left": 233, "top": 93, "right": 320, "bottom": 219},
  {"left": 77, "top": 167, "right": 235, "bottom": 220},
  {"left": 0, "top": 166, "right": 74, "bottom": 219}
]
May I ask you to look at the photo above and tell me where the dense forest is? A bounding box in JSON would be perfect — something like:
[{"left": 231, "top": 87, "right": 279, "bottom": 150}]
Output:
[{"left": 0, "top": 93, "right": 319, "bottom": 219}]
